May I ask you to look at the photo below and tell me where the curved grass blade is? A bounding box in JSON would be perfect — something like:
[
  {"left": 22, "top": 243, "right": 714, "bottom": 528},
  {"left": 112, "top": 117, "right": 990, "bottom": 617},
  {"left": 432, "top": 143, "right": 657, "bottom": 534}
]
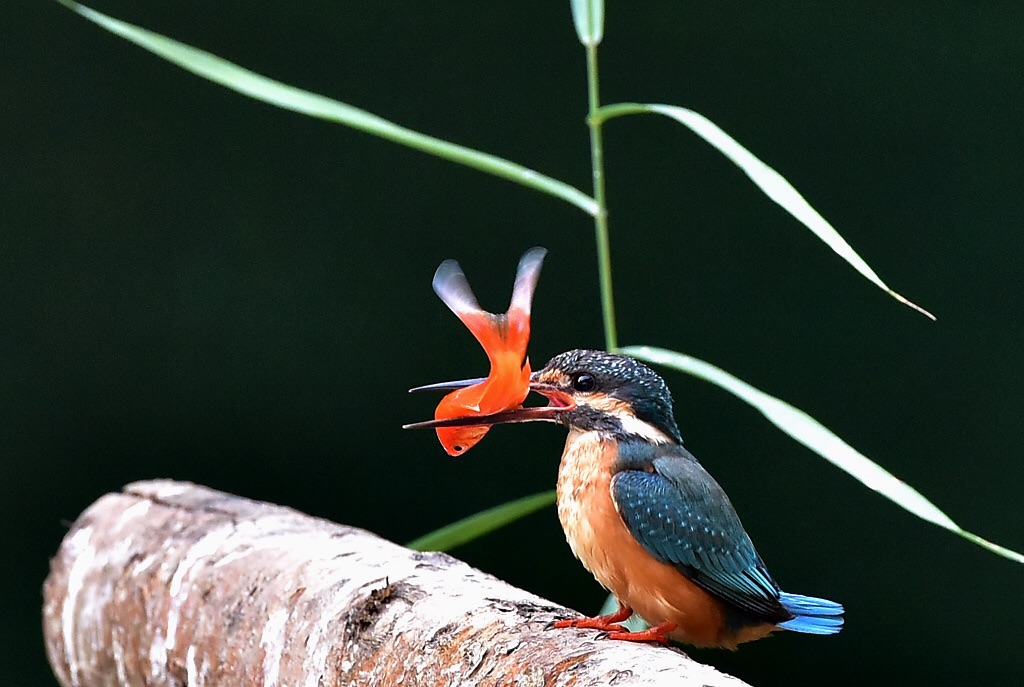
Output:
[
  {"left": 58, "top": 1, "right": 598, "bottom": 217},
  {"left": 407, "top": 490, "right": 557, "bottom": 552},
  {"left": 594, "top": 103, "right": 934, "bottom": 320},
  {"left": 619, "top": 345, "right": 1023, "bottom": 564},
  {"left": 570, "top": 0, "right": 604, "bottom": 46}
]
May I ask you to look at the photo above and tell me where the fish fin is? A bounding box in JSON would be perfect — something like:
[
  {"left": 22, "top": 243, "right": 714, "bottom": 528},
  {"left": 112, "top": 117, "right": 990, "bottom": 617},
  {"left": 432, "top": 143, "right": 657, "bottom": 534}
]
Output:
[
  {"left": 432, "top": 258, "right": 499, "bottom": 349},
  {"left": 501, "top": 247, "right": 546, "bottom": 358},
  {"left": 509, "top": 247, "right": 547, "bottom": 315},
  {"left": 433, "top": 259, "right": 482, "bottom": 315}
]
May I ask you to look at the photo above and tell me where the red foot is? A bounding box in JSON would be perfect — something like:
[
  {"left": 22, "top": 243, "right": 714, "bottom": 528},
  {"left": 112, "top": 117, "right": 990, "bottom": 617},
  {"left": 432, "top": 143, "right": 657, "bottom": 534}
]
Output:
[
  {"left": 552, "top": 603, "right": 633, "bottom": 633},
  {"left": 606, "top": 621, "right": 678, "bottom": 646}
]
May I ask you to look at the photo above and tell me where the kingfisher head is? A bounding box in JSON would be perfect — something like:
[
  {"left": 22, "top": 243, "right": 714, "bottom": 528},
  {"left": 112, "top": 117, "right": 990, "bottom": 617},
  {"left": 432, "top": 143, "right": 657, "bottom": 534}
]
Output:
[
  {"left": 530, "top": 350, "right": 683, "bottom": 444},
  {"left": 408, "top": 349, "right": 683, "bottom": 445}
]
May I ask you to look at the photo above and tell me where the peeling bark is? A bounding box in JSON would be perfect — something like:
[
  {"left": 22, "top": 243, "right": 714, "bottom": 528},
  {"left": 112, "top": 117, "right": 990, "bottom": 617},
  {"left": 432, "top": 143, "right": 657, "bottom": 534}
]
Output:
[{"left": 43, "top": 480, "right": 752, "bottom": 687}]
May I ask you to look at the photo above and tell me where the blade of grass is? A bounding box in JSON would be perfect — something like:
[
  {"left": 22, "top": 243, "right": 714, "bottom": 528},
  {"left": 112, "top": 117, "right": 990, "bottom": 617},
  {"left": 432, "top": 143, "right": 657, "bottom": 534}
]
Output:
[
  {"left": 577, "top": 6, "right": 617, "bottom": 351},
  {"left": 620, "top": 345, "right": 1024, "bottom": 565},
  {"left": 594, "top": 103, "right": 934, "bottom": 320},
  {"left": 407, "top": 490, "right": 557, "bottom": 552},
  {"left": 58, "top": 0, "right": 598, "bottom": 216}
]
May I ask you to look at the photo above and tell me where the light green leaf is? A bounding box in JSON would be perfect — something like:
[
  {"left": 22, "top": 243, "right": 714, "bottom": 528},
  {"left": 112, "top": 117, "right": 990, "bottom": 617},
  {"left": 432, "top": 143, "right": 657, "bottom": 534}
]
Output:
[
  {"left": 620, "top": 345, "right": 1024, "bottom": 564},
  {"left": 594, "top": 103, "right": 934, "bottom": 320},
  {"left": 570, "top": 0, "right": 604, "bottom": 46},
  {"left": 59, "top": 1, "right": 598, "bottom": 216},
  {"left": 598, "top": 594, "right": 649, "bottom": 631},
  {"left": 407, "top": 490, "right": 557, "bottom": 552}
]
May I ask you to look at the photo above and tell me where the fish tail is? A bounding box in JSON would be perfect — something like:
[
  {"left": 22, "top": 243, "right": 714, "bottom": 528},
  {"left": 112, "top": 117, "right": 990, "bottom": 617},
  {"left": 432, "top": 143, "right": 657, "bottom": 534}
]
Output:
[
  {"left": 499, "top": 246, "right": 546, "bottom": 356},
  {"left": 509, "top": 247, "right": 547, "bottom": 315},
  {"left": 433, "top": 259, "right": 481, "bottom": 314},
  {"left": 777, "top": 592, "right": 844, "bottom": 635},
  {"left": 432, "top": 258, "right": 504, "bottom": 350}
]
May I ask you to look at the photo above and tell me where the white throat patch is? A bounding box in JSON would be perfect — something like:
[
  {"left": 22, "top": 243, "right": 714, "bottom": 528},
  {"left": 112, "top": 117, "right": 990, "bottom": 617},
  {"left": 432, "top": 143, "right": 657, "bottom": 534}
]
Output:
[
  {"left": 614, "top": 411, "right": 674, "bottom": 444},
  {"left": 581, "top": 395, "right": 675, "bottom": 444}
]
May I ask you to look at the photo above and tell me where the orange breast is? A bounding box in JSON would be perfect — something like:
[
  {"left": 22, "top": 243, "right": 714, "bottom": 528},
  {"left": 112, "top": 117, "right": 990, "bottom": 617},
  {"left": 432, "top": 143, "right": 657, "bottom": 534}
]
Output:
[{"left": 554, "top": 430, "right": 775, "bottom": 649}]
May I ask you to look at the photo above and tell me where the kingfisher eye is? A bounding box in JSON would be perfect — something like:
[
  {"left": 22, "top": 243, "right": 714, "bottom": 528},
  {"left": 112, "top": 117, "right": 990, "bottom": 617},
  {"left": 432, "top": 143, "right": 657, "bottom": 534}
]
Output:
[{"left": 572, "top": 372, "right": 597, "bottom": 392}]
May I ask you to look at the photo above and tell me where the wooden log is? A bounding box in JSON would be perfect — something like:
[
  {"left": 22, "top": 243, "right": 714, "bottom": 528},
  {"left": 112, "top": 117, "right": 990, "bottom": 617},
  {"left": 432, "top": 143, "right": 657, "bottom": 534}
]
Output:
[{"left": 42, "top": 480, "right": 751, "bottom": 687}]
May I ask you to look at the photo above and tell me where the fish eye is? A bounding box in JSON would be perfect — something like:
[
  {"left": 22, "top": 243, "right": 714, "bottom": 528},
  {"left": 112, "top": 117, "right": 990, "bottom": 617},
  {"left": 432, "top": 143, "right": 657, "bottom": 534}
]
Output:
[{"left": 571, "top": 372, "right": 597, "bottom": 393}]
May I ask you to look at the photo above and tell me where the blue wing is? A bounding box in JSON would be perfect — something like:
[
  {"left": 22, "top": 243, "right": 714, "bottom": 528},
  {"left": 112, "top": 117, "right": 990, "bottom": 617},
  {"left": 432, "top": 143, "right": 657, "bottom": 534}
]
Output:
[{"left": 610, "top": 441, "right": 792, "bottom": 624}]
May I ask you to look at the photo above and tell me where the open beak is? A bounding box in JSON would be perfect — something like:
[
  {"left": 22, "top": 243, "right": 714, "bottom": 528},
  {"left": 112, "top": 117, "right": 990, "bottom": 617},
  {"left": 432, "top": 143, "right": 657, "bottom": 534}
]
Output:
[
  {"left": 407, "top": 377, "right": 488, "bottom": 393},
  {"left": 403, "top": 376, "right": 574, "bottom": 430}
]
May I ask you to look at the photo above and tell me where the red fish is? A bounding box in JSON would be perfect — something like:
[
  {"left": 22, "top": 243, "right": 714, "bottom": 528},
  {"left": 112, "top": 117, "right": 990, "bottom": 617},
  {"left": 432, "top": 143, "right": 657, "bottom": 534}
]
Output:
[{"left": 428, "top": 247, "right": 546, "bottom": 455}]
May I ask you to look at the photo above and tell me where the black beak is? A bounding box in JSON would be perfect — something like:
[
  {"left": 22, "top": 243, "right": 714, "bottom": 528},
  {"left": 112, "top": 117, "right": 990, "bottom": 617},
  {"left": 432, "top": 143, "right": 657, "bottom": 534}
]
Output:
[
  {"left": 407, "top": 377, "right": 487, "bottom": 393},
  {"left": 403, "top": 376, "right": 574, "bottom": 430}
]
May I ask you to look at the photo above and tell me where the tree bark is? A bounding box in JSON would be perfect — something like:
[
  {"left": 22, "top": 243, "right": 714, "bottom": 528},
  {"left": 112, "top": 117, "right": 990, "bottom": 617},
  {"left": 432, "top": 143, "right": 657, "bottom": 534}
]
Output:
[{"left": 43, "top": 480, "right": 751, "bottom": 687}]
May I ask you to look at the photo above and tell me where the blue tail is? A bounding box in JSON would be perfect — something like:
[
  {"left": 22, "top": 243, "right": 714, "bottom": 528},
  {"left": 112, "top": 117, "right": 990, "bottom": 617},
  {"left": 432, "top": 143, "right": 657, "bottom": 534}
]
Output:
[{"left": 777, "top": 592, "right": 844, "bottom": 635}]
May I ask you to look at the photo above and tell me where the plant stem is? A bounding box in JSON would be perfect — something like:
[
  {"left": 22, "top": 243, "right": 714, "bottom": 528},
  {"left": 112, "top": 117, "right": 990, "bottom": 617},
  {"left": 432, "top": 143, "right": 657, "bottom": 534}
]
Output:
[{"left": 585, "top": 43, "right": 617, "bottom": 352}]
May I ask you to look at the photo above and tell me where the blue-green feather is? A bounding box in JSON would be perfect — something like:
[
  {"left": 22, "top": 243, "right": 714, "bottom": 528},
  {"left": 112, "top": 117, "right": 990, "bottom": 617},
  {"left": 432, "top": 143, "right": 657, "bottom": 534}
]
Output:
[{"left": 611, "top": 440, "right": 843, "bottom": 632}]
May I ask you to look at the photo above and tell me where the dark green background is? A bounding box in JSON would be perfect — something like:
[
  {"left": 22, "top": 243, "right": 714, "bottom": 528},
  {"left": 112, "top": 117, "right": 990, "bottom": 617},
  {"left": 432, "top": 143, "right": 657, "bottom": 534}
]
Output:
[{"left": 5, "top": 2, "right": 1023, "bottom": 685}]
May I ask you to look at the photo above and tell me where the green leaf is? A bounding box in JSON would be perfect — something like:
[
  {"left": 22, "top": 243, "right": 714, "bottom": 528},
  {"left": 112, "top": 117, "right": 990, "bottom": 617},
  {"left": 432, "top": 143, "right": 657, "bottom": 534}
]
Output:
[
  {"left": 598, "top": 594, "right": 649, "bottom": 632},
  {"left": 407, "top": 490, "right": 557, "bottom": 552},
  {"left": 58, "top": 1, "right": 598, "bottom": 217},
  {"left": 619, "top": 345, "right": 1024, "bottom": 565},
  {"left": 570, "top": 0, "right": 604, "bottom": 46},
  {"left": 594, "top": 103, "right": 934, "bottom": 320}
]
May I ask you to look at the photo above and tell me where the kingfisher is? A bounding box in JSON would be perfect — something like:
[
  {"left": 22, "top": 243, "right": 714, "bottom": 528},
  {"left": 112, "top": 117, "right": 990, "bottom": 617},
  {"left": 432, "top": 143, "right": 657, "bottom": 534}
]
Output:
[{"left": 408, "top": 349, "right": 843, "bottom": 648}]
